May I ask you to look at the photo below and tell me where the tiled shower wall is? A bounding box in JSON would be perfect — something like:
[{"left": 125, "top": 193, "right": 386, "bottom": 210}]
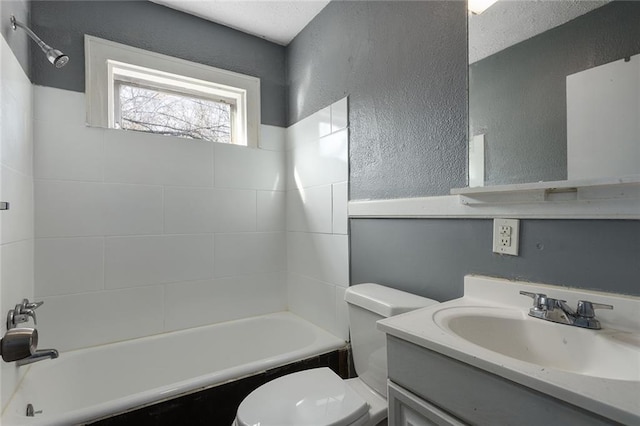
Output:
[
  {"left": 0, "top": 36, "right": 34, "bottom": 409},
  {"left": 33, "top": 86, "right": 288, "bottom": 352},
  {"left": 286, "top": 98, "right": 349, "bottom": 340}
]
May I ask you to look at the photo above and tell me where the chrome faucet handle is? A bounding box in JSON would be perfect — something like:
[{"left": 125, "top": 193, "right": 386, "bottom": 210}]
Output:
[
  {"left": 576, "top": 300, "right": 613, "bottom": 319},
  {"left": 519, "top": 291, "right": 549, "bottom": 310},
  {"left": 21, "top": 299, "right": 44, "bottom": 311},
  {"left": 21, "top": 309, "right": 37, "bottom": 325},
  {"left": 6, "top": 309, "right": 28, "bottom": 330}
]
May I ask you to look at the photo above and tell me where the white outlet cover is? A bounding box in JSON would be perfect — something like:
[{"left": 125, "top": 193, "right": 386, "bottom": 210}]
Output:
[{"left": 493, "top": 218, "right": 519, "bottom": 256}]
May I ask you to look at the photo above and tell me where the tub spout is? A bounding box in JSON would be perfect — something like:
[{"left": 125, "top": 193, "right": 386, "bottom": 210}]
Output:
[{"left": 16, "top": 349, "right": 58, "bottom": 367}]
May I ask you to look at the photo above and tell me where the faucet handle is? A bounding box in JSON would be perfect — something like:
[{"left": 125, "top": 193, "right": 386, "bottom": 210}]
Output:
[
  {"left": 576, "top": 300, "right": 613, "bottom": 318},
  {"left": 519, "top": 291, "right": 548, "bottom": 310},
  {"left": 21, "top": 309, "right": 37, "bottom": 325},
  {"left": 21, "top": 299, "right": 43, "bottom": 311}
]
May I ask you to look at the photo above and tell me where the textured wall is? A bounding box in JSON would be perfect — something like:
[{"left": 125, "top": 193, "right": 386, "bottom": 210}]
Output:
[
  {"left": 470, "top": 1, "right": 640, "bottom": 185},
  {"left": 287, "top": 1, "right": 468, "bottom": 199},
  {"left": 351, "top": 219, "right": 640, "bottom": 301},
  {"left": 30, "top": 0, "right": 287, "bottom": 126}
]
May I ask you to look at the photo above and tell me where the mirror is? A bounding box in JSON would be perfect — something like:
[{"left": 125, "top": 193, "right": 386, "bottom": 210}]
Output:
[{"left": 468, "top": 1, "right": 640, "bottom": 187}]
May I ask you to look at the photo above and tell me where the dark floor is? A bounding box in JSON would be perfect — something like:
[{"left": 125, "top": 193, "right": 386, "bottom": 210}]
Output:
[{"left": 88, "top": 349, "right": 350, "bottom": 426}]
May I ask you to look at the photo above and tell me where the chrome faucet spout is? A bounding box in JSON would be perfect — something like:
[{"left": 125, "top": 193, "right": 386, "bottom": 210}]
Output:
[
  {"left": 16, "top": 349, "right": 58, "bottom": 367},
  {"left": 520, "top": 291, "right": 613, "bottom": 330}
]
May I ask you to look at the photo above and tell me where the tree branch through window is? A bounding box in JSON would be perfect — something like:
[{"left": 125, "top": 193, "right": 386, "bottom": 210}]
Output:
[{"left": 118, "top": 84, "right": 232, "bottom": 143}]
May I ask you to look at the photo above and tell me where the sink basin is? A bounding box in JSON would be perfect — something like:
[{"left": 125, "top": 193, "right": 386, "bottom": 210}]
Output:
[
  {"left": 378, "top": 275, "right": 640, "bottom": 424},
  {"left": 434, "top": 306, "right": 640, "bottom": 382}
]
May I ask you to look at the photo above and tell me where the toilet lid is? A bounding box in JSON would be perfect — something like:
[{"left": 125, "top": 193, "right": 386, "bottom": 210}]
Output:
[{"left": 236, "top": 368, "right": 369, "bottom": 426}]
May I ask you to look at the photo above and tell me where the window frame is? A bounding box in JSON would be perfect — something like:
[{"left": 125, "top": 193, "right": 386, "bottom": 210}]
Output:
[
  {"left": 109, "top": 62, "right": 240, "bottom": 143},
  {"left": 85, "top": 35, "right": 260, "bottom": 147}
]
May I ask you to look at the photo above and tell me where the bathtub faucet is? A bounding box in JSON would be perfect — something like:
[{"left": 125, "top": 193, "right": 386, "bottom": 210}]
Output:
[{"left": 16, "top": 349, "right": 59, "bottom": 367}]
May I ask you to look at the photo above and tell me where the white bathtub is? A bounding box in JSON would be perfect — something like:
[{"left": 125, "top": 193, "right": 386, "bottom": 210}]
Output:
[{"left": 1, "top": 312, "right": 345, "bottom": 426}]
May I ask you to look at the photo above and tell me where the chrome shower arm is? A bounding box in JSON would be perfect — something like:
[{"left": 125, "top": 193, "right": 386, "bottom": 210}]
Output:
[
  {"left": 10, "top": 15, "right": 51, "bottom": 53},
  {"left": 9, "top": 15, "right": 68, "bottom": 68}
]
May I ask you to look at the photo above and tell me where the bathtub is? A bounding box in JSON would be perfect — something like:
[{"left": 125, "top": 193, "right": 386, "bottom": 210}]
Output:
[{"left": 1, "top": 312, "right": 346, "bottom": 425}]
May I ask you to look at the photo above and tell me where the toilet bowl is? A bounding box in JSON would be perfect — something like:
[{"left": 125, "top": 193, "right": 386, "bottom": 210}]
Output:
[
  {"left": 235, "top": 283, "right": 438, "bottom": 426},
  {"left": 235, "top": 368, "right": 386, "bottom": 426}
]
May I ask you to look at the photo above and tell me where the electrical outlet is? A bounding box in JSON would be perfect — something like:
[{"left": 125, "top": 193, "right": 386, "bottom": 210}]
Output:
[{"left": 493, "top": 218, "right": 519, "bottom": 256}]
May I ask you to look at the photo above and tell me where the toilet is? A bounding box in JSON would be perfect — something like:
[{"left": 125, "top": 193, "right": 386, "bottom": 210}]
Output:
[{"left": 235, "top": 283, "right": 438, "bottom": 426}]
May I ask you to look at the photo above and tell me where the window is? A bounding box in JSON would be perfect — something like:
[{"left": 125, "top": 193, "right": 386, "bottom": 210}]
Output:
[
  {"left": 108, "top": 61, "right": 245, "bottom": 144},
  {"left": 85, "top": 35, "right": 260, "bottom": 147},
  {"left": 116, "top": 83, "right": 232, "bottom": 143}
]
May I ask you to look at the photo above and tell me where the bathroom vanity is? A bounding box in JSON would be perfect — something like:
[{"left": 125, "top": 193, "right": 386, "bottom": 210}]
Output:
[{"left": 378, "top": 276, "right": 640, "bottom": 426}]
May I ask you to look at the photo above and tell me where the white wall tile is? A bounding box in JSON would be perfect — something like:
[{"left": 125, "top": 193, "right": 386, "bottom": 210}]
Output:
[
  {"left": 1, "top": 37, "right": 34, "bottom": 409},
  {"left": 34, "top": 121, "right": 104, "bottom": 182},
  {"left": 214, "top": 232, "right": 285, "bottom": 278},
  {"left": 33, "top": 86, "right": 85, "bottom": 127},
  {"left": 286, "top": 185, "right": 332, "bottom": 233},
  {"left": 287, "top": 232, "right": 349, "bottom": 287},
  {"left": 164, "top": 271, "right": 286, "bottom": 331},
  {"left": 104, "top": 129, "right": 214, "bottom": 187},
  {"left": 285, "top": 152, "right": 295, "bottom": 190},
  {"left": 1, "top": 80, "right": 33, "bottom": 176},
  {"left": 35, "top": 180, "right": 102, "bottom": 237},
  {"left": 286, "top": 105, "right": 332, "bottom": 151},
  {"left": 317, "top": 106, "right": 332, "bottom": 138},
  {"left": 37, "top": 286, "right": 164, "bottom": 351},
  {"left": 287, "top": 129, "right": 348, "bottom": 190},
  {"left": 259, "top": 125, "right": 286, "bottom": 151},
  {"left": 1, "top": 34, "right": 30, "bottom": 98},
  {"left": 257, "top": 190, "right": 285, "bottom": 232},
  {"left": 164, "top": 187, "right": 215, "bottom": 234},
  {"left": 214, "top": 144, "right": 285, "bottom": 190},
  {"left": 35, "top": 238, "right": 104, "bottom": 297},
  {"left": 334, "top": 286, "right": 350, "bottom": 340},
  {"left": 332, "top": 182, "right": 348, "bottom": 235},
  {"left": 35, "top": 181, "right": 163, "bottom": 237},
  {"left": 0, "top": 240, "right": 34, "bottom": 332},
  {"left": 288, "top": 272, "right": 336, "bottom": 334},
  {"left": 212, "top": 189, "right": 257, "bottom": 232},
  {"left": 164, "top": 187, "right": 256, "bottom": 234},
  {"left": 103, "top": 184, "right": 163, "bottom": 235},
  {"left": 1, "top": 167, "right": 33, "bottom": 244},
  {"left": 105, "top": 235, "right": 214, "bottom": 289},
  {"left": 331, "top": 97, "right": 348, "bottom": 133}
]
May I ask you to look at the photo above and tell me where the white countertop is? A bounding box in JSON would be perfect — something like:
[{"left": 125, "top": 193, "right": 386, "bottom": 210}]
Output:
[{"left": 378, "top": 275, "right": 640, "bottom": 425}]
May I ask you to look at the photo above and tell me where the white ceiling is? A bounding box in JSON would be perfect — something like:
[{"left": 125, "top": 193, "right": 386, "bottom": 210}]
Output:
[
  {"left": 150, "top": 0, "right": 331, "bottom": 46},
  {"left": 469, "top": 0, "right": 611, "bottom": 63},
  {"left": 151, "top": 1, "right": 611, "bottom": 58}
]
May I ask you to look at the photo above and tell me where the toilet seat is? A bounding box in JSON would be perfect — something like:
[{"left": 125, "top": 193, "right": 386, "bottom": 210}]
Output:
[{"left": 236, "top": 368, "right": 369, "bottom": 426}]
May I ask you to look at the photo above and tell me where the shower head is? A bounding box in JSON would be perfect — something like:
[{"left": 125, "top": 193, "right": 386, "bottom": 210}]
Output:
[
  {"left": 10, "top": 15, "right": 69, "bottom": 68},
  {"left": 46, "top": 48, "right": 69, "bottom": 68}
]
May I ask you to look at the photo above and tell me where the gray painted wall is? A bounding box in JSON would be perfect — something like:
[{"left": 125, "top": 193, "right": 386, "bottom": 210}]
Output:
[
  {"left": 470, "top": 1, "right": 640, "bottom": 186},
  {"left": 30, "top": 0, "right": 287, "bottom": 126},
  {"left": 285, "top": 1, "right": 640, "bottom": 300},
  {"left": 287, "top": 1, "right": 468, "bottom": 199},
  {"left": 1, "top": 0, "right": 30, "bottom": 75},
  {"left": 351, "top": 219, "right": 640, "bottom": 301}
]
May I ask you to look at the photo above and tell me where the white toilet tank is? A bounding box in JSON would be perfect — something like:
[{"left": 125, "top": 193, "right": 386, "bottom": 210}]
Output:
[{"left": 344, "top": 283, "right": 438, "bottom": 398}]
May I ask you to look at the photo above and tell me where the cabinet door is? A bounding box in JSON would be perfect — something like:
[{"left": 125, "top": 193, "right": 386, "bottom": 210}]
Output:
[{"left": 388, "top": 381, "right": 467, "bottom": 426}]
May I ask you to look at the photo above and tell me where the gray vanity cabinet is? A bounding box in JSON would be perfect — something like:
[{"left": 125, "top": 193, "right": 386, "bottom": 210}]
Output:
[
  {"left": 388, "top": 381, "right": 466, "bottom": 426},
  {"left": 386, "top": 336, "right": 618, "bottom": 426}
]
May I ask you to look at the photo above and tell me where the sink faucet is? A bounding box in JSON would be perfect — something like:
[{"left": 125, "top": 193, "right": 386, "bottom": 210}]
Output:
[
  {"left": 16, "top": 349, "right": 59, "bottom": 367},
  {"left": 519, "top": 291, "right": 613, "bottom": 330}
]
